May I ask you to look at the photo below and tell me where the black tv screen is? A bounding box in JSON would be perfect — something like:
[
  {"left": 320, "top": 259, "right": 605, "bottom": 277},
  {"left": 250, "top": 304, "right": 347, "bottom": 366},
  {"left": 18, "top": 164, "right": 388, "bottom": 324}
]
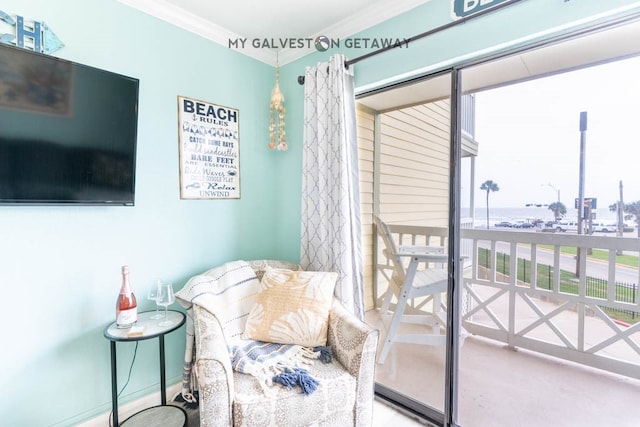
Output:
[{"left": 0, "top": 43, "right": 139, "bottom": 205}]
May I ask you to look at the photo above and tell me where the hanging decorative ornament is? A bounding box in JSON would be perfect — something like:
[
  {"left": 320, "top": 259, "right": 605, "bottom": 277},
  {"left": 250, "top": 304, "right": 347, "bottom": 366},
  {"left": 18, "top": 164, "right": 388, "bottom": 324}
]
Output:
[{"left": 269, "top": 57, "right": 287, "bottom": 151}]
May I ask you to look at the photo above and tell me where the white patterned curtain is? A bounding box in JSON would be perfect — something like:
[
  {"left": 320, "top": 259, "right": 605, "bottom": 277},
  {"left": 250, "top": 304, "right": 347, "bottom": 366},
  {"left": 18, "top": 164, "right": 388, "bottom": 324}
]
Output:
[{"left": 300, "top": 54, "right": 364, "bottom": 320}]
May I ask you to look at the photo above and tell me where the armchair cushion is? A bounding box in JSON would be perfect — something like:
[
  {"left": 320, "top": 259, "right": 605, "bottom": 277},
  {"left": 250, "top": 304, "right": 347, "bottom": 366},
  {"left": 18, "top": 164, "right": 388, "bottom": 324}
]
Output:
[
  {"left": 242, "top": 268, "right": 337, "bottom": 347},
  {"left": 232, "top": 353, "right": 356, "bottom": 426}
]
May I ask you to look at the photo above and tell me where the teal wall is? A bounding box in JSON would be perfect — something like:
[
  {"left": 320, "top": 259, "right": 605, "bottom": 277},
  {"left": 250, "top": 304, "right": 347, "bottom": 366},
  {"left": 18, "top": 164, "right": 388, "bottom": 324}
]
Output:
[
  {"left": 2, "top": 0, "right": 640, "bottom": 425},
  {"left": 0, "top": 1, "right": 287, "bottom": 425}
]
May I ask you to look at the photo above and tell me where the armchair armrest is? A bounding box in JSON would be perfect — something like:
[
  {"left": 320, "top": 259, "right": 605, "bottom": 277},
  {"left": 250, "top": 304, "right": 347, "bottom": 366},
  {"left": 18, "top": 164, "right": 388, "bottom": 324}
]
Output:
[
  {"left": 193, "top": 304, "right": 234, "bottom": 427},
  {"left": 327, "top": 298, "right": 379, "bottom": 426}
]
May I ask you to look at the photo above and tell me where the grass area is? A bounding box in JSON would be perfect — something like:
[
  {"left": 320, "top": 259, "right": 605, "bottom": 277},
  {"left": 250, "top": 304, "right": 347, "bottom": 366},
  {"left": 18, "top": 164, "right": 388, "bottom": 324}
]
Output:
[
  {"left": 478, "top": 248, "right": 639, "bottom": 324},
  {"left": 537, "top": 244, "right": 639, "bottom": 268}
]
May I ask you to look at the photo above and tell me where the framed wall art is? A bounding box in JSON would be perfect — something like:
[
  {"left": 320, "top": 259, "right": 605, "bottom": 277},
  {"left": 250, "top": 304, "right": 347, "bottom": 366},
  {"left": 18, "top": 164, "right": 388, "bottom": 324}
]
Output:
[{"left": 177, "top": 96, "right": 240, "bottom": 199}]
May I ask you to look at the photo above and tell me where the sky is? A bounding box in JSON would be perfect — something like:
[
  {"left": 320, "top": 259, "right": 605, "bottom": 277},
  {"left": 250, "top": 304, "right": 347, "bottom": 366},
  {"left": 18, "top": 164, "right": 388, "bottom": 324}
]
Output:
[{"left": 469, "top": 55, "right": 640, "bottom": 212}]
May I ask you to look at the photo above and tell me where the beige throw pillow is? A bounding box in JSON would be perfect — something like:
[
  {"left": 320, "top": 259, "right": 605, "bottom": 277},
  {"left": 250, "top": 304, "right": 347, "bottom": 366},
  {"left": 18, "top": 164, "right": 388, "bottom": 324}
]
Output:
[{"left": 242, "top": 267, "right": 338, "bottom": 347}]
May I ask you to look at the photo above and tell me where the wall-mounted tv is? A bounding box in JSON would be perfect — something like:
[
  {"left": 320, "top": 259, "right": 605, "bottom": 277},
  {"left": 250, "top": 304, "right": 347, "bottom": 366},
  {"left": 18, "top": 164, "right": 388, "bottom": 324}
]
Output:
[{"left": 0, "top": 43, "right": 139, "bottom": 205}]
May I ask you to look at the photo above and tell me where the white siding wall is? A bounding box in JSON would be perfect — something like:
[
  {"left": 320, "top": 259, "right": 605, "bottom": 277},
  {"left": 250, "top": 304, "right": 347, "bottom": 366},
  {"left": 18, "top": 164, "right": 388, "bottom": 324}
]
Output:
[
  {"left": 356, "top": 105, "right": 376, "bottom": 310},
  {"left": 379, "top": 100, "right": 451, "bottom": 227},
  {"left": 356, "top": 99, "right": 453, "bottom": 310}
]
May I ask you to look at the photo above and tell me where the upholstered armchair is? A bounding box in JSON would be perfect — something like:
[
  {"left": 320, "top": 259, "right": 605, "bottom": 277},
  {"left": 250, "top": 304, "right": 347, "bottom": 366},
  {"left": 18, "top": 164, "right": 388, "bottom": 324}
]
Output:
[{"left": 179, "top": 260, "right": 379, "bottom": 427}]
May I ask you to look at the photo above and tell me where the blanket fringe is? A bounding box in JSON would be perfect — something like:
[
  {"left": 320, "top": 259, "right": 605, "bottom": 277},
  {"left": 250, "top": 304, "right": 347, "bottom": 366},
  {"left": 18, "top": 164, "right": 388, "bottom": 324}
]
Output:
[
  {"left": 231, "top": 342, "right": 332, "bottom": 396},
  {"left": 313, "top": 346, "right": 332, "bottom": 364},
  {"left": 273, "top": 368, "right": 319, "bottom": 395}
]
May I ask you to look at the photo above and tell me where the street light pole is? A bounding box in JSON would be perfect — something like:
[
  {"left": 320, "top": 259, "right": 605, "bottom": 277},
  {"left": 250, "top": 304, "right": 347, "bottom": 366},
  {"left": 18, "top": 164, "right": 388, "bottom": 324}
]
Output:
[
  {"left": 577, "top": 111, "right": 587, "bottom": 278},
  {"left": 543, "top": 182, "right": 560, "bottom": 203},
  {"left": 617, "top": 180, "right": 624, "bottom": 255}
]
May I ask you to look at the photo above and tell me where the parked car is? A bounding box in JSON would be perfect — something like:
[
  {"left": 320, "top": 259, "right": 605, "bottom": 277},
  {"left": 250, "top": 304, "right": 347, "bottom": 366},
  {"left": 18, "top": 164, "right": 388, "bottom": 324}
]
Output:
[
  {"left": 494, "top": 221, "right": 513, "bottom": 228},
  {"left": 554, "top": 221, "right": 576, "bottom": 232},
  {"left": 514, "top": 222, "right": 535, "bottom": 229},
  {"left": 592, "top": 222, "right": 618, "bottom": 232},
  {"left": 554, "top": 221, "right": 589, "bottom": 232},
  {"left": 531, "top": 219, "right": 545, "bottom": 227}
]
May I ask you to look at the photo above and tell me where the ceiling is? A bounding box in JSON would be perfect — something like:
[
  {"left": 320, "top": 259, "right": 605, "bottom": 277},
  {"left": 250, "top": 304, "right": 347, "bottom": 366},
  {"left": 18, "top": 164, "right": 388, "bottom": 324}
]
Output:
[
  {"left": 116, "top": 0, "right": 431, "bottom": 66},
  {"left": 357, "top": 16, "right": 640, "bottom": 112}
]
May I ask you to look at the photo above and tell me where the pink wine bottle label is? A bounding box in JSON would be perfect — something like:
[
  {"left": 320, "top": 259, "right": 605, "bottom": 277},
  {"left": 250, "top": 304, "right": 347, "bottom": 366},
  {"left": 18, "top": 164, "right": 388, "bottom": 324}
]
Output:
[{"left": 116, "top": 307, "right": 137, "bottom": 328}]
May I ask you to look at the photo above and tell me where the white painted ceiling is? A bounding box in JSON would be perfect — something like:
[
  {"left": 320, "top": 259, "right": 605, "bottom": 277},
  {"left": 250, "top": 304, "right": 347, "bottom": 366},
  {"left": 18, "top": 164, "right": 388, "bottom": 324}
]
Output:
[
  {"left": 357, "top": 17, "right": 640, "bottom": 112},
  {"left": 116, "top": 0, "right": 431, "bottom": 66}
]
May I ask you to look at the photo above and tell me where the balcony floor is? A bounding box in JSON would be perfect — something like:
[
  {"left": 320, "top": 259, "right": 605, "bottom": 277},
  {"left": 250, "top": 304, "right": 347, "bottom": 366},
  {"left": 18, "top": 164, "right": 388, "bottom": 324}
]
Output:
[{"left": 367, "top": 309, "right": 640, "bottom": 427}]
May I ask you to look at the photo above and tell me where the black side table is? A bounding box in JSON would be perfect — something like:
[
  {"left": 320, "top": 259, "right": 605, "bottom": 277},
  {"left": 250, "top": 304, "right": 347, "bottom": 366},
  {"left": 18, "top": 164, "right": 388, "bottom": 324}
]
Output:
[{"left": 103, "top": 310, "right": 187, "bottom": 427}]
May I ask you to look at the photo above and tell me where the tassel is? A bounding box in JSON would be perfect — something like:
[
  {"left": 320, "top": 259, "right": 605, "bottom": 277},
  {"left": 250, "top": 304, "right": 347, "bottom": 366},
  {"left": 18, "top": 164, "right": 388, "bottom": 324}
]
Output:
[
  {"left": 296, "top": 369, "right": 319, "bottom": 395},
  {"left": 273, "top": 368, "right": 319, "bottom": 395},
  {"left": 273, "top": 368, "right": 298, "bottom": 390},
  {"left": 313, "top": 346, "right": 332, "bottom": 364}
]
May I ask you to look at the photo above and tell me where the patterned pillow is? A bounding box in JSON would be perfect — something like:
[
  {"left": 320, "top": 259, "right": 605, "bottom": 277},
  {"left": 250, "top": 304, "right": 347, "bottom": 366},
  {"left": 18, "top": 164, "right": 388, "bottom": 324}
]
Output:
[
  {"left": 245, "top": 259, "right": 301, "bottom": 281},
  {"left": 242, "top": 267, "right": 337, "bottom": 347}
]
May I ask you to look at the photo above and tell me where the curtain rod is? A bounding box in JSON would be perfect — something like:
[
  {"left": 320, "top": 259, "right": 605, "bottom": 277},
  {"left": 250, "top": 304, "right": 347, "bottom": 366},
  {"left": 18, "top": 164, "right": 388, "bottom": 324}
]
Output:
[{"left": 297, "top": 0, "right": 524, "bottom": 85}]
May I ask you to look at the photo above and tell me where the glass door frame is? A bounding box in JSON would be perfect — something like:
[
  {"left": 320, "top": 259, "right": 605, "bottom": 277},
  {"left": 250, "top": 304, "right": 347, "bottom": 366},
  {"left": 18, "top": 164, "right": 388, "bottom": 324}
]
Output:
[
  {"left": 359, "top": 12, "right": 640, "bottom": 427},
  {"left": 358, "top": 67, "right": 460, "bottom": 427}
]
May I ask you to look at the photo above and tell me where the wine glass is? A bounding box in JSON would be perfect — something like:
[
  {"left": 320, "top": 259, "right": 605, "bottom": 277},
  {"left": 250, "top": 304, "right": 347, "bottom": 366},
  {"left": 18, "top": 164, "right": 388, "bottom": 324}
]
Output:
[
  {"left": 147, "top": 279, "right": 164, "bottom": 320},
  {"left": 156, "top": 282, "right": 175, "bottom": 327}
]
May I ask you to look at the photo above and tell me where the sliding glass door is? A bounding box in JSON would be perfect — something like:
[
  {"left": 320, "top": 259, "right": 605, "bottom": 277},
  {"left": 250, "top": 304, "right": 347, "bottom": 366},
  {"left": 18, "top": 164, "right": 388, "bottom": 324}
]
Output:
[
  {"left": 358, "top": 15, "right": 640, "bottom": 427},
  {"left": 456, "top": 20, "right": 640, "bottom": 426},
  {"left": 358, "top": 70, "right": 462, "bottom": 425}
]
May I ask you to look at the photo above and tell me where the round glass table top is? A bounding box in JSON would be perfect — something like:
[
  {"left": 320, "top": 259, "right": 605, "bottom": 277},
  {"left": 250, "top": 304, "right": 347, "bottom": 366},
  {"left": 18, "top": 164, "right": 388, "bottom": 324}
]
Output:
[{"left": 103, "top": 310, "right": 185, "bottom": 342}]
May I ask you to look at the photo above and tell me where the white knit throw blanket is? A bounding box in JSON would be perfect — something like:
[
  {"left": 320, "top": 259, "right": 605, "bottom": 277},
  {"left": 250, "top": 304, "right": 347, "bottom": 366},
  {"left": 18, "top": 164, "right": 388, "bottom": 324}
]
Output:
[{"left": 175, "top": 260, "right": 260, "bottom": 403}]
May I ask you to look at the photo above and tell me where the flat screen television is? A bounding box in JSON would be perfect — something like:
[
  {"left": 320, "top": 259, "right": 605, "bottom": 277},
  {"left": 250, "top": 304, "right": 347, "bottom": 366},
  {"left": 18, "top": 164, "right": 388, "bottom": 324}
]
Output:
[{"left": 0, "top": 43, "right": 139, "bottom": 205}]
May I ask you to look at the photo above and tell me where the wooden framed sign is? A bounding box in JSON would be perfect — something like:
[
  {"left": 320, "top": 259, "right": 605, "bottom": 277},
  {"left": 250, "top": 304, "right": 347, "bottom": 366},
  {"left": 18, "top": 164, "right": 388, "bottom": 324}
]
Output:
[{"left": 177, "top": 96, "right": 240, "bottom": 199}]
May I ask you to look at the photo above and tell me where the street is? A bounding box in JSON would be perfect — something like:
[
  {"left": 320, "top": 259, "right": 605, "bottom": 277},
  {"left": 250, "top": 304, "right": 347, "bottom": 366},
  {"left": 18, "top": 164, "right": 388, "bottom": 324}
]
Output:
[{"left": 479, "top": 240, "right": 639, "bottom": 285}]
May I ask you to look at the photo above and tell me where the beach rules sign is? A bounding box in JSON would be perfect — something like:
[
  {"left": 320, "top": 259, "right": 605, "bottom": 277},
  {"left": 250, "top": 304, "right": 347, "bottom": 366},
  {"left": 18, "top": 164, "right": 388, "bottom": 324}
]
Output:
[
  {"left": 177, "top": 96, "right": 240, "bottom": 200},
  {"left": 452, "top": 0, "right": 510, "bottom": 19}
]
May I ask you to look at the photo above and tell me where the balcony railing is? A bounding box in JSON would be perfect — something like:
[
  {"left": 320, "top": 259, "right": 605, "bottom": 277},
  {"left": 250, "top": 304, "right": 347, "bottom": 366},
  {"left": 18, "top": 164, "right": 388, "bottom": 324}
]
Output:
[
  {"left": 461, "top": 94, "right": 476, "bottom": 138},
  {"left": 376, "top": 224, "right": 640, "bottom": 379}
]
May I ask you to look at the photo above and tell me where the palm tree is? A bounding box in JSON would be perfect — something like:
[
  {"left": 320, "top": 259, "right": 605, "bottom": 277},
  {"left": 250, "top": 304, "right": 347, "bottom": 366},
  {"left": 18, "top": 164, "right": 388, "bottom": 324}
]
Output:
[
  {"left": 623, "top": 201, "right": 640, "bottom": 237},
  {"left": 548, "top": 202, "right": 567, "bottom": 222},
  {"left": 480, "top": 180, "right": 499, "bottom": 229}
]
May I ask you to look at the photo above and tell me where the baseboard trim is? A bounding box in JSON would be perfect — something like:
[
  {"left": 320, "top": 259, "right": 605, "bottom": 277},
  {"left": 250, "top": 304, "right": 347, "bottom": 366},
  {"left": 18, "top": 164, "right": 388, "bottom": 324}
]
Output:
[{"left": 76, "top": 382, "right": 183, "bottom": 427}]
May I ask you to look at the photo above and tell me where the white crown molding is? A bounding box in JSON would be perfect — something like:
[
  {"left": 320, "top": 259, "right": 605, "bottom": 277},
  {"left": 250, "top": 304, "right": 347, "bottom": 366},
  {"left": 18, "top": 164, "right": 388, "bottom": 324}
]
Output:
[
  {"left": 117, "top": 0, "right": 431, "bottom": 66},
  {"left": 278, "top": 0, "right": 432, "bottom": 65},
  {"left": 116, "top": 0, "right": 276, "bottom": 65}
]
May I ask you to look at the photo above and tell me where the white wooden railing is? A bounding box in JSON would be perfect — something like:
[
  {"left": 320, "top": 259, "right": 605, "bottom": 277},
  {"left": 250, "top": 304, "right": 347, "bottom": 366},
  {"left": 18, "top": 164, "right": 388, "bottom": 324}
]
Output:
[{"left": 376, "top": 224, "right": 640, "bottom": 379}]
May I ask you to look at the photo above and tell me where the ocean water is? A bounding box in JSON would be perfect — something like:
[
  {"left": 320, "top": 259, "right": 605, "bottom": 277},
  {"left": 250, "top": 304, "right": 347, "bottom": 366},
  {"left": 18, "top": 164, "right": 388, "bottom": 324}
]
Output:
[{"left": 463, "top": 206, "right": 619, "bottom": 227}]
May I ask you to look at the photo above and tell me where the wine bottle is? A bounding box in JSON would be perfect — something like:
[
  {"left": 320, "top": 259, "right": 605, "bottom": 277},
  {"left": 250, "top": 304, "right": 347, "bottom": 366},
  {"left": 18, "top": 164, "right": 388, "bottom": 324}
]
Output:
[{"left": 116, "top": 265, "right": 138, "bottom": 328}]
